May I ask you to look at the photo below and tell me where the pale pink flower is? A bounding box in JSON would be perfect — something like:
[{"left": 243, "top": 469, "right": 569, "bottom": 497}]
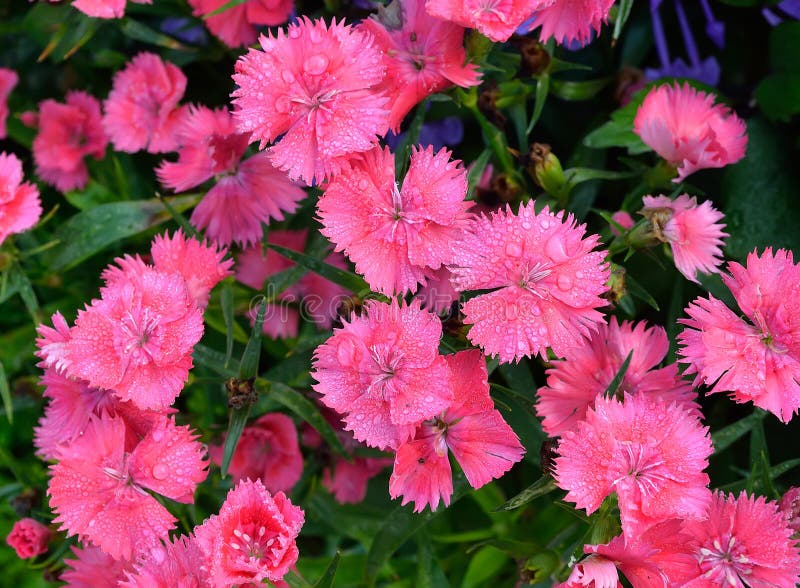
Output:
[
  {"left": 360, "top": 0, "right": 480, "bottom": 131},
  {"left": 188, "top": 0, "right": 293, "bottom": 47},
  {"left": 389, "top": 349, "right": 524, "bottom": 512},
  {"left": 120, "top": 536, "right": 211, "bottom": 588},
  {"left": 61, "top": 545, "right": 132, "bottom": 587},
  {"left": 103, "top": 52, "right": 188, "bottom": 153},
  {"left": 449, "top": 201, "right": 610, "bottom": 363},
  {"left": 425, "top": 0, "right": 554, "bottom": 42},
  {"left": 780, "top": 487, "right": 800, "bottom": 532},
  {"left": 322, "top": 457, "right": 392, "bottom": 504},
  {"left": 0, "top": 151, "right": 41, "bottom": 245},
  {"left": 194, "top": 479, "right": 304, "bottom": 587},
  {"left": 158, "top": 106, "right": 306, "bottom": 246},
  {"left": 232, "top": 17, "right": 391, "bottom": 185},
  {"left": 318, "top": 145, "right": 470, "bottom": 295},
  {"left": 49, "top": 414, "right": 208, "bottom": 561},
  {"left": 633, "top": 83, "right": 747, "bottom": 182},
  {"left": 5, "top": 518, "right": 51, "bottom": 559},
  {"left": 559, "top": 555, "right": 621, "bottom": 588},
  {"left": 312, "top": 299, "right": 452, "bottom": 450},
  {"left": 0, "top": 67, "right": 18, "bottom": 139},
  {"left": 524, "top": 0, "right": 615, "bottom": 45},
  {"left": 71, "top": 0, "right": 150, "bottom": 18},
  {"left": 681, "top": 492, "right": 800, "bottom": 587},
  {"left": 555, "top": 394, "right": 712, "bottom": 535},
  {"left": 679, "top": 249, "right": 800, "bottom": 422},
  {"left": 33, "top": 91, "right": 107, "bottom": 192},
  {"left": 641, "top": 194, "right": 727, "bottom": 283},
  {"left": 536, "top": 317, "right": 696, "bottom": 437}
]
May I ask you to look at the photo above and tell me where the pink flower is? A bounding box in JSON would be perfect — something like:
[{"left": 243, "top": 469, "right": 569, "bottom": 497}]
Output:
[
  {"left": 150, "top": 229, "right": 233, "bottom": 308},
  {"left": 0, "top": 151, "right": 41, "bottom": 245},
  {"left": 536, "top": 317, "right": 696, "bottom": 437},
  {"left": 61, "top": 545, "right": 132, "bottom": 587},
  {"left": 678, "top": 249, "right": 800, "bottom": 422},
  {"left": 5, "top": 518, "right": 51, "bottom": 559},
  {"left": 49, "top": 414, "right": 208, "bottom": 560},
  {"left": 389, "top": 350, "right": 524, "bottom": 512},
  {"left": 158, "top": 106, "right": 306, "bottom": 247},
  {"left": 33, "top": 91, "right": 107, "bottom": 192},
  {"left": 210, "top": 413, "right": 303, "bottom": 493},
  {"left": 555, "top": 394, "right": 712, "bottom": 535},
  {"left": 103, "top": 53, "right": 188, "bottom": 153},
  {"left": 780, "top": 487, "right": 800, "bottom": 533},
  {"left": 232, "top": 17, "right": 391, "bottom": 185},
  {"left": 311, "top": 299, "right": 452, "bottom": 450},
  {"left": 559, "top": 555, "right": 621, "bottom": 588},
  {"left": 188, "top": 0, "right": 293, "bottom": 47},
  {"left": 609, "top": 211, "right": 634, "bottom": 236},
  {"left": 633, "top": 83, "right": 747, "bottom": 182},
  {"left": 681, "top": 492, "right": 800, "bottom": 587},
  {"left": 0, "top": 67, "right": 18, "bottom": 139},
  {"left": 120, "top": 536, "right": 211, "bottom": 588},
  {"left": 71, "top": 0, "right": 150, "bottom": 18},
  {"left": 425, "top": 0, "right": 554, "bottom": 42},
  {"left": 318, "top": 145, "right": 470, "bottom": 295},
  {"left": 641, "top": 194, "right": 727, "bottom": 283},
  {"left": 449, "top": 201, "right": 610, "bottom": 363},
  {"left": 194, "top": 479, "right": 304, "bottom": 587},
  {"left": 524, "top": 0, "right": 615, "bottom": 45},
  {"left": 415, "top": 267, "right": 460, "bottom": 314},
  {"left": 322, "top": 457, "right": 391, "bottom": 504},
  {"left": 360, "top": 0, "right": 480, "bottom": 131}
]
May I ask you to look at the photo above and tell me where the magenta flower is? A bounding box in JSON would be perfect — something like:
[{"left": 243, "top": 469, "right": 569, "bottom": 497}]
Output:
[
  {"left": 71, "top": 0, "right": 150, "bottom": 18},
  {"left": 5, "top": 518, "right": 51, "bottom": 559},
  {"left": 426, "top": 0, "right": 553, "bottom": 42},
  {"left": 633, "top": 83, "right": 747, "bottom": 181},
  {"left": 450, "top": 201, "right": 610, "bottom": 363},
  {"left": 523, "top": 0, "right": 616, "bottom": 45},
  {"left": 188, "top": 0, "right": 293, "bottom": 47},
  {"left": 780, "top": 487, "right": 800, "bottom": 533},
  {"left": 318, "top": 145, "right": 470, "bottom": 295},
  {"left": 120, "top": 536, "right": 211, "bottom": 588},
  {"left": 322, "top": 457, "right": 392, "bottom": 504},
  {"left": 0, "top": 151, "right": 41, "bottom": 245},
  {"left": 679, "top": 249, "right": 800, "bottom": 422},
  {"left": 232, "top": 17, "right": 391, "bottom": 185},
  {"left": 61, "top": 545, "right": 132, "bottom": 587},
  {"left": 194, "top": 479, "right": 304, "bottom": 587},
  {"left": 0, "top": 67, "right": 18, "bottom": 139},
  {"left": 311, "top": 299, "right": 452, "bottom": 450}
]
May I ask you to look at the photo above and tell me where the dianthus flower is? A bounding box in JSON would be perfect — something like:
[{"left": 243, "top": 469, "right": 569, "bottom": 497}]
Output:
[
  {"left": 188, "top": 0, "right": 293, "bottom": 48},
  {"left": 425, "top": 0, "right": 554, "bottom": 42},
  {"left": 103, "top": 52, "right": 188, "bottom": 153},
  {"left": 678, "top": 248, "right": 800, "bottom": 422},
  {"left": 312, "top": 299, "right": 452, "bottom": 450},
  {"left": 232, "top": 17, "right": 391, "bottom": 185},
  {"left": 780, "top": 487, "right": 800, "bottom": 533},
  {"left": 555, "top": 394, "right": 712, "bottom": 535},
  {"left": 322, "top": 456, "right": 392, "bottom": 504},
  {"left": 194, "top": 479, "right": 304, "bottom": 587},
  {"left": 633, "top": 83, "right": 747, "bottom": 182},
  {"left": 389, "top": 350, "right": 524, "bottom": 512},
  {"left": 449, "top": 201, "right": 610, "bottom": 363},
  {"left": 33, "top": 91, "right": 107, "bottom": 192},
  {"left": 120, "top": 536, "right": 211, "bottom": 588},
  {"left": 680, "top": 492, "right": 800, "bottom": 587},
  {"left": 521, "top": 0, "right": 615, "bottom": 45},
  {"left": 0, "top": 151, "right": 42, "bottom": 245},
  {"left": 641, "top": 194, "right": 727, "bottom": 283},
  {"left": 318, "top": 145, "right": 470, "bottom": 295},
  {"left": 210, "top": 413, "right": 303, "bottom": 493},
  {"left": 49, "top": 414, "right": 208, "bottom": 561},
  {"left": 416, "top": 267, "right": 460, "bottom": 314},
  {"left": 61, "top": 545, "right": 132, "bottom": 587},
  {"left": 158, "top": 106, "right": 306, "bottom": 247},
  {"left": 71, "top": 0, "right": 150, "bottom": 18},
  {"left": 0, "top": 67, "right": 18, "bottom": 139},
  {"left": 536, "top": 318, "right": 696, "bottom": 437},
  {"left": 359, "top": 0, "right": 480, "bottom": 131},
  {"left": 5, "top": 518, "right": 51, "bottom": 559}
]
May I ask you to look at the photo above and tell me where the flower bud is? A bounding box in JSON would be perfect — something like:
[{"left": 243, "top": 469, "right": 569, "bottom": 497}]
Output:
[{"left": 529, "top": 143, "right": 566, "bottom": 197}]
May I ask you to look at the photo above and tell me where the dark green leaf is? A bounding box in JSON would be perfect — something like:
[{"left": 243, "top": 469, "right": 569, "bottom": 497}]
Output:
[
  {"left": 613, "top": 0, "right": 635, "bottom": 41},
  {"left": 9, "top": 264, "right": 41, "bottom": 324},
  {"left": 0, "top": 361, "right": 11, "bottom": 424},
  {"left": 312, "top": 552, "right": 341, "bottom": 588},
  {"left": 756, "top": 74, "right": 800, "bottom": 122},
  {"left": 220, "top": 407, "right": 250, "bottom": 478},
  {"left": 769, "top": 21, "right": 800, "bottom": 73},
  {"left": 712, "top": 410, "right": 767, "bottom": 454},
  {"left": 466, "top": 148, "right": 492, "bottom": 201},
  {"left": 202, "top": 0, "right": 251, "bottom": 18},
  {"left": 221, "top": 280, "right": 235, "bottom": 369},
  {"left": 550, "top": 78, "right": 612, "bottom": 101},
  {"left": 193, "top": 344, "right": 239, "bottom": 377},
  {"left": 563, "top": 167, "right": 638, "bottom": 185},
  {"left": 268, "top": 243, "right": 366, "bottom": 293},
  {"left": 462, "top": 546, "right": 510, "bottom": 588},
  {"left": 416, "top": 533, "right": 450, "bottom": 588},
  {"left": 527, "top": 74, "right": 549, "bottom": 134},
  {"left": 602, "top": 350, "right": 633, "bottom": 398},
  {"left": 583, "top": 86, "right": 650, "bottom": 154},
  {"left": 625, "top": 273, "right": 660, "bottom": 311},
  {"left": 158, "top": 193, "right": 199, "bottom": 238},
  {"left": 495, "top": 476, "right": 558, "bottom": 511},
  {"left": 120, "top": 18, "right": 193, "bottom": 50}
]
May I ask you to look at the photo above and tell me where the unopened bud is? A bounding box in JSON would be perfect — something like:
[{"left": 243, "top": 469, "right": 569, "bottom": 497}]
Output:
[
  {"left": 521, "top": 550, "right": 560, "bottom": 583},
  {"left": 511, "top": 36, "right": 551, "bottom": 77},
  {"left": 529, "top": 143, "right": 566, "bottom": 197}
]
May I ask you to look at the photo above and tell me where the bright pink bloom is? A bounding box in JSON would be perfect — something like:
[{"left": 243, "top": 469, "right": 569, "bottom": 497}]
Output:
[
  {"left": 559, "top": 555, "right": 621, "bottom": 588},
  {"left": 61, "top": 545, "right": 131, "bottom": 587},
  {"left": 555, "top": 394, "right": 712, "bottom": 535},
  {"left": 450, "top": 201, "right": 610, "bottom": 363},
  {"left": 49, "top": 414, "right": 208, "bottom": 561},
  {"left": 33, "top": 91, "right": 107, "bottom": 192},
  {"left": 425, "top": 0, "right": 553, "bottom": 42},
  {"left": 681, "top": 492, "right": 800, "bottom": 587},
  {"left": 0, "top": 151, "right": 41, "bottom": 245},
  {"left": 642, "top": 194, "right": 727, "bottom": 283},
  {"left": 210, "top": 413, "right": 303, "bottom": 493},
  {"left": 103, "top": 52, "right": 188, "bottom": 153},
  {"left": 318, "top": 145, "right": 470, "bottom": 295},
  {"left": 780, "top": 487, "right": 800, "bottom": 532},
  {"left": 536, "top": 318, "right": 696, "bottom": 437},
  {"left": 360, "top": 0, "right": 480, "bottom": 131},
  {"left": 524, "top": 0, "right": 615, "bottom": 45},
  {"left": 389, "top": 350, "right": 524, "bottom": 512},
  {"left": 416, "top": 267, "right": 460, "bottom": 314},
  {"left": 232, "top": 17, "right": 391, "bottom": 185},
  {"left": 312, "top": 299, "right": 452, "bottom": 450},
  {"left": 679, "top": 249, "right": 800, "bottom": 422},
  {"left": 609, "top": 210, "right": 634, "bottom": 236},
  {"left": 188, "top": 0, "right": 293, "bottom": 47},
  {"left": 633, "top": 83, "right": 747, "bottom": 182},
  {"left": 194, "top": 479, "right": 304, "bottom": 587},
  {"left": 150, "top": 229, "right": 233, "bottom": 308},
  {"left": 120, "top": 536, "right": 211, "bottom": 588},
  {"left": 0, "top": 68, "right": 18, "bottom": 139},
  {"left": 322, "top": 457, "right": 391, "bottom": 504},
  {"left": 71, "top": 0, "right": 150, "bottom": 18},
  {"left": 5, "top": 518, "right": 51, "bottom": 559}
]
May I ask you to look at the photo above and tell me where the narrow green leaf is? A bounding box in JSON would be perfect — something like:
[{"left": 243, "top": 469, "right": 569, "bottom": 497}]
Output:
[
  {"left": 462, "top": 546, "right": 510, "bottom": 588},
  {"left": 0, "top": 361, "right": 12, "bottom": 424},
  {"left": 120, "top": 18, "right": 193, "bottom": 50},
  {"left": 221, "top": 280, "right": 235, "bottom": 368},
  {"left": 416, "top": 532, "right": 450, "bottom": 588},
  {"left": 613, "top": 0, "right": 635, "bottom": 41},
  {"left": 9, "top": 264, "right": 41, "bottom": 324},
  {"left": 262, "top": 264, "right": 309, "bottom": 301},
  {"left": 527, "top": 74, "right": 549, "bottom": 134},
  {"left": 602, "top": 350, "right": 633, "bottom": 399},
  {"left": 203, "top": 0, "right": 251, "bottom": 18},
  {"left": 267, "top": 243, "right": 367, "bottom": 293},
  {"left": 625, "top": 273, "right": 660, "bottom": 311},
  {"left": 494, "top": 475, "right": 557, "bottom": 511},
  {"left": 466, "top": 148, "right": 492, "bottom": 201},
  {"left": 769, "top": 458, "right": 800, "bottom": 480},
  {"left": 712, "top": 410, "right": 767, "bottom": 454},
  {"left": 220, "top": 407, "right": 249, "bottom": 479},
  {"left": 157, "top": 193, "right": 199, "bottom": 238},
  {"left": 550, "top": 77, "right": 612, "bottom": 101},
  {"left": 193, "top": 344, "right": 238, "bottom": 377},
  {"left": 563, "top": 167, "right": 638, "bottom": 185},
  {"left": 312, "top": 551, "right": 341, "bottom": 588}
]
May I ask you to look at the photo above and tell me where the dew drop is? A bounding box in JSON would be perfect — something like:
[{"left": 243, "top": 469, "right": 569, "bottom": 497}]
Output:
[
  {"left": 152, "top": 464, "right": 169, "bottom": 480},
  {"left": 304, "top": 54, "right": 330, "bottom": 76},
  {"left": 505, "top": 242, "right": 522, "bottom": 257},
  {"left": 151, "top": 429, "right": 165, "bottom": 442},
  {"left": 275, "top": 96, "right": 291, "bottom": 114},
  {"left": 557, "top": 274, "right": 573, "bottom": 291}
]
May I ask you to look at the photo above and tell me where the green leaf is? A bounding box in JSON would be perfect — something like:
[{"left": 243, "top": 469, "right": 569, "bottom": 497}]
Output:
[
  {"left": 494, "top": 476, "right": 558, "bottom": 511},
  {"left": 711, "top": 410, "right": 767, "bottom": 454},
  {"left": 220, "top": 407, "right": 249, "bottom": 479},
  {"left": 625, "top": 273, "right": 660, "bottom": 311},
  {"left": 120, "top": 18, "right": 193, "bottom": 51},
  {"left": 64, "top": 181, "right": 119, "bottom": 211},
  {"left": 769, "top": 458, "right": 800, "bottom": 480},
  {"left": 602, "top": 350, "right": 633, "bottom": 398},
  {"left": 221, "top": 280, "right": 235, "bottom": 369},
  {"left": 0, "top": 361, "right": 12, "bottom": 424},
  {"left": 527, "top": 74, "right": 550, "bottom": 134},
  {"left": 756, "top": 73, "right": 800, "bottom": 122},
  {"left": 613, "top": 0, "right": 635, "bottom": 41},
  {"left": 769, "top": 21, "right": 800, "bottom": 73},
  {"left": 193, "top": 344, "right": 239, "bottom": 377},
  {"left": 417, "top": 533, "right": 450, "bottom": 588},
  {"left": 583, "top": 86, "right": 650, "bottom": 154},
  {"left": 267, "top": 243, "right": 367, "bottom": 293},
  {"left": 202, "top": 0, "right": 251, "bottom": 18},
  {"left": 8, "top": 264, "right": 41, "bottom": 323},
  {"left": 158, "top": 193, "right": 199, "bottom": 238},
  {"left": 461, "top": 546, "right": 510, "bottom": 588},
  {"left": 563, "top": 167, "right": 638, "bottom": 185},
  {"left": 312, "top": 552, "right": 341, "bottom": 588},
  {"left": 466, "top": 148, "right": 492, "bottom": 201},
  {"left": 550, "top": 78, "right": 612, "bottom": 101}
]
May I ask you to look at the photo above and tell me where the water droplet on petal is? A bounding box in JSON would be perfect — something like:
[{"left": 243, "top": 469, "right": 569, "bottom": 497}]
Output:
[
  {"left": 151, "top": 429, "right": 164, "bottom": 442},
  {"left": 304, "top": 54, "right": 330, "bottom": 76},
  {"left": 275, "top": 96, "right": 291, "bottom": 113},
  {"left": 152, "top": 464, "right": 169, "bottom": 480},
  {"left": 557, "top": 274, "right": 573, "bottom": 291},
  {"left": 505, "top": 242, "right": 522, "bottom": 257}
]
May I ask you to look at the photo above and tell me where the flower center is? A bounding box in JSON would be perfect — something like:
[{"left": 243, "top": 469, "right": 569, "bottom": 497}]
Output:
[
  {"left": 228, "top": 525, "right": 278, "bottom": 563},
  {"left": 697, "top": 535, "right": 751, "bottom": 586},
  {"left": 517, "top": 261, "right": 552, "bottom": 295},
  {"left": 612, "top": 441, "right": 671, "bottom": 498},
  {"left": 119, "top": 308, "right": 160, "bottom": 365},
  {"left": 366, "top": 344, "right": 405, "bottom": 396}
]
